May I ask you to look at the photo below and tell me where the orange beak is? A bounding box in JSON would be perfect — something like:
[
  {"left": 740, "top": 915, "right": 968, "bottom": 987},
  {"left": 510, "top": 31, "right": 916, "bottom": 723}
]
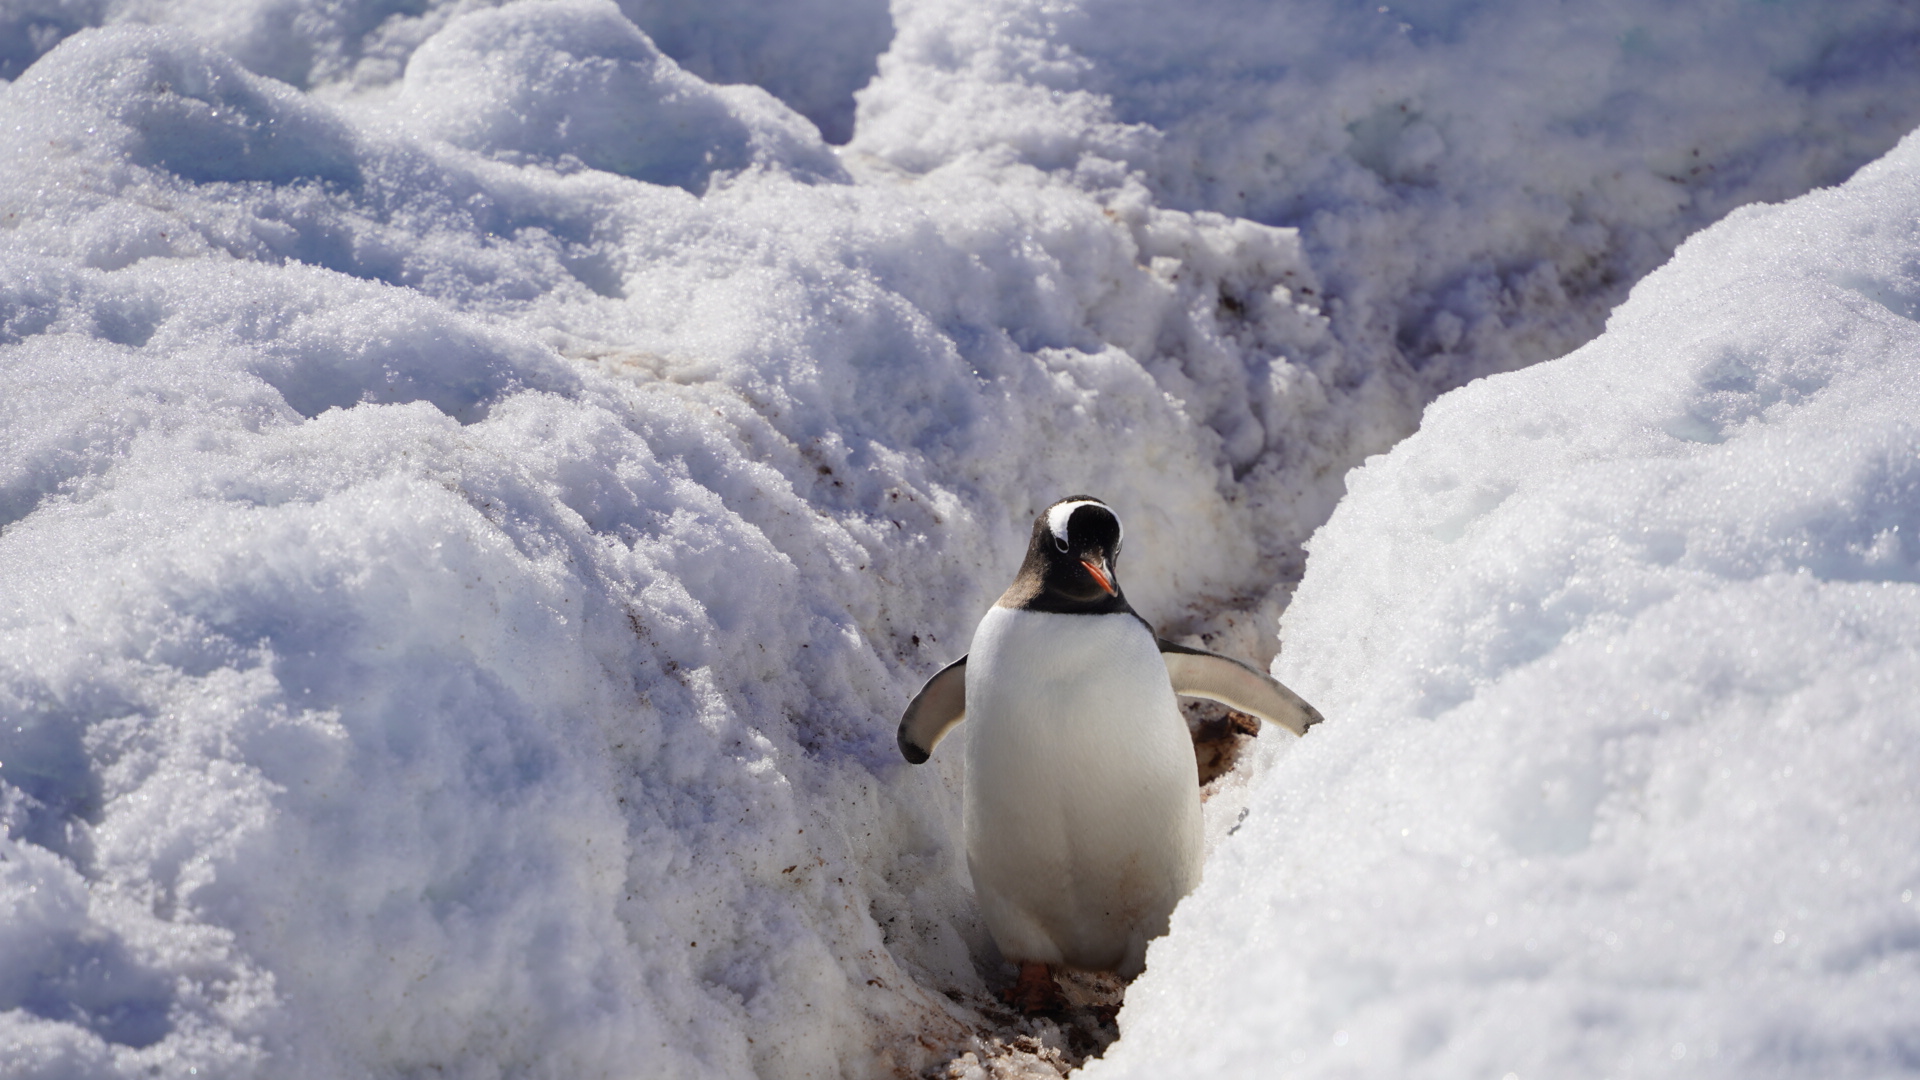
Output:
[{"left": 1081, "top": 557, "right": 1116, "bottom": 596}]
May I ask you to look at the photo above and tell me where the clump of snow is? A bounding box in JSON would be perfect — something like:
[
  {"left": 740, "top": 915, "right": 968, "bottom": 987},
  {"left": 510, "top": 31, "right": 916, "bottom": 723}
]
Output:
[
  {"left": 391, "top": 0, "right": 845, "bottom": 190},
  {"left": 1092, "top": 127, "right": 1920, "bottom": 1080},
  {"left": 2, "top": 0, "right": 1919, "bottom": 1077}
]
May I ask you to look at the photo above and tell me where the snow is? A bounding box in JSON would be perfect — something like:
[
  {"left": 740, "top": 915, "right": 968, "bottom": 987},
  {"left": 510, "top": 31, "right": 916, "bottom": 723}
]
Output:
[
  {"left": 0, "top": 0, "right": 1917, "bottom": 1077},
  {"left": 391, "top": 1, "right": 847, "bottom": 190},
  {"left": 856, "top": 0, "right": 1920, "bottom": 392},
  {"left": 1093, "top": 127, "right": 1920, "bottom": 1080}
]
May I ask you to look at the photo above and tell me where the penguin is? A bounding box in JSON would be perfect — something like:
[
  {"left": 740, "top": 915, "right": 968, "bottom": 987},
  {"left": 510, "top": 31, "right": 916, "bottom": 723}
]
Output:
[{"left": 897, "top": 496, "right": 1322, "bottom": 1012}]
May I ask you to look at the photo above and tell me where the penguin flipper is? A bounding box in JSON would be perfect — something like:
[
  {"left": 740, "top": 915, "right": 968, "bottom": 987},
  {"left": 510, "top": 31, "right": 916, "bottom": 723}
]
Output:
[
  {"left": 1158, "top": 640, "right": 1323, "bottom": 737},
  {"left": 898, "top": 656, "right": 967, "bottom": 764}
]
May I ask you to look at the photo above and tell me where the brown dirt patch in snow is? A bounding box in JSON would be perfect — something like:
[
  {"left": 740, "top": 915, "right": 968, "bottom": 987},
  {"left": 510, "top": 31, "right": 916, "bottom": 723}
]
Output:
[{"left": 921, "top": 969, "right": 1126, "bottom": 1078}]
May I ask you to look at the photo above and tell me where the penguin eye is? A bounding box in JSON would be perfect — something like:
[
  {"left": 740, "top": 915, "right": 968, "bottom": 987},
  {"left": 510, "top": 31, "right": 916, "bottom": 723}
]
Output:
[{"left": 1053, "top": 534, "right": 1070, "bottom": 554}]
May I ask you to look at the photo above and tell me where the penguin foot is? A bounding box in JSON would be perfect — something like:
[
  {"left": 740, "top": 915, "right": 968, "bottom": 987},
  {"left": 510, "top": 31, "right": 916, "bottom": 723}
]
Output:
[{"left": 1003, "top": 962, "right": 1067, "bottom": 1015}]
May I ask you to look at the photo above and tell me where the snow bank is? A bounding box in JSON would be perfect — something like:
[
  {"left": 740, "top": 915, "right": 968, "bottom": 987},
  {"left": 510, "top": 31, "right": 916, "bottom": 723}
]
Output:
[
  {"left": 0, "top": 8, "right": 1324, "bottom": 1077},
  {"left": 3, "top": 0, "right": 1919, "bottom": 1077},
  {"left": 858, "top": 0, "right": 1920, "bottom": 392},
  {"left": 1093, "top": 127, "right": 1920, "bottom": 1080}
]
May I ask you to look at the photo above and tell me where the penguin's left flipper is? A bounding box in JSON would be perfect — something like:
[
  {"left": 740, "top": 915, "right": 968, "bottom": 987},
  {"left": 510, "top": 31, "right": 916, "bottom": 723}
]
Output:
[
  {"left": 897, "top": 656, "right": 967, "bottom": 764},
  {"left": 1159, "top": 640, "right": 1323, "bottom": 737}
]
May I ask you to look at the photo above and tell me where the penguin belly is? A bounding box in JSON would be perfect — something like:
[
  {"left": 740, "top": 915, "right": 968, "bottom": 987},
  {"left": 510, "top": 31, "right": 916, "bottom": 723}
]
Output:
[{"left": 963, "top": 606, "right": 1204, "bottom": 977}]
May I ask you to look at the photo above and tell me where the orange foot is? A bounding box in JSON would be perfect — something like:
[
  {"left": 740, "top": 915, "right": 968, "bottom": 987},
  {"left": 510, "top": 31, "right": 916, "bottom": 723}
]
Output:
[{"left": 1003, "top": 961, "right": 1067, "bottom": 1015}]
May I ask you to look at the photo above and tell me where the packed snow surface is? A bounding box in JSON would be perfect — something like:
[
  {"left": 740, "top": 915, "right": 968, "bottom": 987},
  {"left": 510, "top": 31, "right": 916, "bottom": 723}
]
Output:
[
  {"left": 1095, "top": 127, "right": 1920, "bottom": 1080},
  {"left": 1, "top": 0, "right": 1918, "bottom": 1077}
]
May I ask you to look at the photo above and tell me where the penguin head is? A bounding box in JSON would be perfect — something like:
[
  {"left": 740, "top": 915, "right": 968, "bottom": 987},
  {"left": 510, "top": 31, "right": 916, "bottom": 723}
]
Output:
[{"left": 1002, "top": 496, "right": 1127, "bottom": 611}]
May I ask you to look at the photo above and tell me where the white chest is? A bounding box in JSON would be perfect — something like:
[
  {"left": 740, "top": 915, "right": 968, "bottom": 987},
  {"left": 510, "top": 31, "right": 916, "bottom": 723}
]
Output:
[
  {"left": 960, "top": 605, "right": 1203, "bottom": 974},
  {"left": 964, "top": 606, "right": 1175, "bottom": 750}
]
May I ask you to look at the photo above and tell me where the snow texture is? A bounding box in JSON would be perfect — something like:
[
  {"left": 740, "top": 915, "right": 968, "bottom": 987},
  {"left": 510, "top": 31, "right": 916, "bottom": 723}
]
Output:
[
  {"left": 857, "top": 0, "right": 1920, "bottom": 393},
  {"left": 0, "top": 0, "right": 1917, "bottom": 1077},
  {"left": 1095, "top": 127, "right": 1920, "bottom": 1080}
]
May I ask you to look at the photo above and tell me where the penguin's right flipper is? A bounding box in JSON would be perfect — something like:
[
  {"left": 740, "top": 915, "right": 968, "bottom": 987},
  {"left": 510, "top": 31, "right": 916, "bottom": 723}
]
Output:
[
  {"left": 1159, "top": 641, "right": 1323, "bottom": 737},
  {"left": 898, "top": 656, "right": 967, "bottom": 763}
]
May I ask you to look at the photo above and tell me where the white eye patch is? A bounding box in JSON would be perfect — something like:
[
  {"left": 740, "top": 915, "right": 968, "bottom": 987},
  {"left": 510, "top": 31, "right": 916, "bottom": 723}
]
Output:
[{"left": 1046, "top": 499, "right": 1116, "bottom": 549}]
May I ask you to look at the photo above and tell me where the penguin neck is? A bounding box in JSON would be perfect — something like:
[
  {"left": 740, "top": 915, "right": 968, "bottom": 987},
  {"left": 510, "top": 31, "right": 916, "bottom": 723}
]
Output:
[{"left": 995, "top": 562, "right": 1137, "bottom": 616}]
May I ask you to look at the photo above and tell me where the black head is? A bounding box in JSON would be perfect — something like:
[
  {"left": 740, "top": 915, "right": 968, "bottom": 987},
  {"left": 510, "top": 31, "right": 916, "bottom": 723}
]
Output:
[{"left": 997, "top": 496, "right": 1132, "bottom": 613}]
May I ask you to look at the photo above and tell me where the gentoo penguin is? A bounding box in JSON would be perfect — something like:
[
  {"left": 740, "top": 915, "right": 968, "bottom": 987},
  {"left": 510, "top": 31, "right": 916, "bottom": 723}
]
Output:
[{"left": 897, "top": 496, "right": 1322, "bottom": 1011}]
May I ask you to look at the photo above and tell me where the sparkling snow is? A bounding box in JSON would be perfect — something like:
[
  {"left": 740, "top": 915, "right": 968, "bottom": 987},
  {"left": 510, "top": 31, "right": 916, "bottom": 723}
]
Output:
[
  {"left": 2, "top": 0, "right": 1918, "bottom": 1077},
  {"left": 1095, "top": 126, "right": 1920, "bottom": 1080}
]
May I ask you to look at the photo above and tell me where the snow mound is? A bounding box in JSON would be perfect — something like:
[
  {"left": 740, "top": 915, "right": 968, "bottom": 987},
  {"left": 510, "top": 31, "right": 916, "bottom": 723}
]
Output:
[
  {"left": 1092, "top": 128, "right": 1920, "bottom": 1080},
  {"left": 392, "top": 0, "right": 845, "bottom": 190}
]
